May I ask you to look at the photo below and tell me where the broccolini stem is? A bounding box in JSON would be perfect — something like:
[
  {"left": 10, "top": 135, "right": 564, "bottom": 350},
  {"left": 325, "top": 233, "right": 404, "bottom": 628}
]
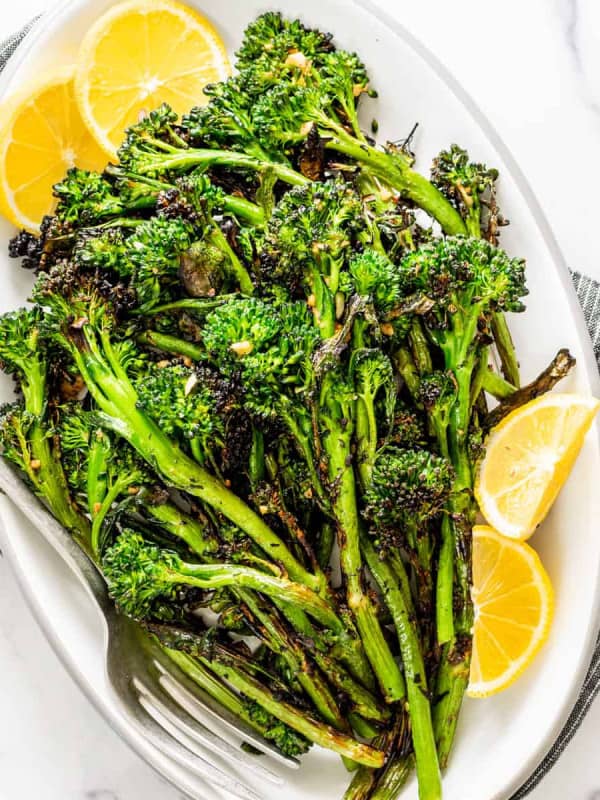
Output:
[
  {"left": 104, "top": 165, "right": 172, "bottom": 191},
  {"left": 395, "top": 168, "right": 467, "bottom": 236},
  {"left": 165, "top": 648, "right": 252, "bottom": 719},
  {"left": 222, "top": 194, "right": 265, "bottom": 226},
  {"left": 143, "top": 501, "right": 219, "bottom": 559},
  {"left": 203, "top": 656, "right": 385, "bottom": 767},
  {"left": 393, "top": 347, "right": 421, "bottom": 402},
  {"left": 310, "top": 268, "right": 338, "bottom": 338},
  {"left": 85, "top": 430, "right": 109, "bottom": 518},
  {"left": 469, "top": 346, "right": 490, "bottom": 408},
  {"left": 348, "top": 714, "right": 379, "bottom": 740},
  {"left": 189, "top": 437, "right": 205, "bottom": 467},
  {"left": 277, "top": 599, "right": 376, "bottom": 693},
  {"left": 433, "top": 638, "right": 471, "bottom": 769},
  {"left": 433, "top": 360, "right": 476, "bottom": 768},
  {"left": 140, "top": 295, "right": 241, "bottom": 315},
  {"left": 344, "top": 763, "right": 379, "bottom": 800},
  {"left": 352, "top": 321, "right": 378, "bottom": 491},
  {"left": 370, "top": 755, "right": 415, "bottom": 800},
  {"left": 345, "top": 742, "right": 386, "bottom": 800},
  {"left": 484, "top": 348, "right": 576, "bottom": 430},
  {"left": 387, "top": 551, "right": 416, "bottom": 616},
  {"left": 281, "top": 407, "right": 330, "bottom": 511},
  {"left": 354, "top": 392, "right": 377, "bottom": 491},
  {"left": 152, "top": 623, "right": 385, "bottom": 766},
  {"left": 28, "top": 423, "right": 91, "bottom": 545},
  {"left": 436, "top": 514, "right": 455, "bottom": 644},
  {"left": 491, "top": 312, "right": 521, "bottom": 388},
  {"left": 480, "top": 367, "right": 516, "bottom": 400},
  {"left": 5, "top": 344, "right": 89, "bottom": 543},
  {"left": 316, "top": 521, "right": 335, "bottom": 570},
  {"left": 134, "top": 148, "right": 310, "bottom": 187},
  {"left": 324, "top": 129, "right": 466, "bottom": 235},
  {"left": 436, "top": 359, "right": 475, "bottom": 644},
  {"left": 342, "top": 529, "right": 405, "bottom": 704},
  {"left": 344, "top": 710, "right": 413, "bottom": 800},
  {"left": 90, "top": 473, "right": 133, "bottom": 558},
  {"left": 321, "top": 378, "right": 405, "bottom": 702},
  {"left": 361, "top": 533, "right": 442, "bottom": 800},
  {"left": 176, "top": 563, "right": 345, "bottom": 630},
  {"left": 409, "top": 318, "right": 433, "bottom": 375},
  {"left": 312, "top": 651, "right": 390, "bottom": 723},
  {"left": 164, "top": 646, "right": 311, "bottom": 756},
  {"left": 239, "top": 590, "right": 345, "bottom": 730},
  {"left": 136, "top": 331, "right": 204, "bottom": 361},
  {"left": 207, "top": 223, "right": 255, "bottom": 295},
  {"left": 447, "top": 365, "right": 476, "bottom": 627},
  {"left": 249, "top": 427, "right": 265, "bottom": 489},
  {"left": 149, "top": 502, "right": 375, "bottom": 697},
  {"left": 106, "top": 165, "right": 265, "bottom": 225},
  {"left": 407, "top": 521, "right": 435, "bottom": 639}
]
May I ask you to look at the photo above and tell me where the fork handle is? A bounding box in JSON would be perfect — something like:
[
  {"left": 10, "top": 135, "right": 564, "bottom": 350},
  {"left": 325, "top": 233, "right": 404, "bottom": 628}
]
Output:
[{"left": 0, "top": 458, "right": 111, "bottom": 614}]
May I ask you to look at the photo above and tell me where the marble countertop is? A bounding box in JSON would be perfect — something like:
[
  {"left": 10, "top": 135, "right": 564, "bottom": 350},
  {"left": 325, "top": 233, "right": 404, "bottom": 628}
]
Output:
[{"left": 1, "top": 0, "right": 600, "bottom": 798}]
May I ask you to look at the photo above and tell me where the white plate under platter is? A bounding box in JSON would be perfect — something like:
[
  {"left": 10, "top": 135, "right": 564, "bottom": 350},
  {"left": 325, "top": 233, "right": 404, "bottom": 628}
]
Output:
[{"left": 1, "top": 1, "right": 600, "bottom": 798}]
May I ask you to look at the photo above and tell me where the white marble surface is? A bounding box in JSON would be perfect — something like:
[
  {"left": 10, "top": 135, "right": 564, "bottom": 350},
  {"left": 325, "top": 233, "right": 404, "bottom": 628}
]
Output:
[{"left": 1, "top": 0, "right": 600, "bottom": 798}]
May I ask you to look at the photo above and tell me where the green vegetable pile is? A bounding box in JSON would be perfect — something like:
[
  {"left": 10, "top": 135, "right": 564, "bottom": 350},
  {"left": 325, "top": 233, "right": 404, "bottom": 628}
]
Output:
[{"left": 1, "top": 12, "right": 575, "bottom": 799}]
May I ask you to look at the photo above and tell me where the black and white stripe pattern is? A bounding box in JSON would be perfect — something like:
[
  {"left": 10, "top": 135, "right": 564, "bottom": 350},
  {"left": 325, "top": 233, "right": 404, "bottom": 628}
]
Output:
[
  {"left": 511, "top": 631, "right": 600, "bottom": 797},
  {"left": 0, "top": 18, "right": 39, "bottom": 70},
  {"left": 513, "top": 271, "right": 600, "bottom": 797},
  {"left": 572, "top": 270, "right": 600, "bottom": 366}
]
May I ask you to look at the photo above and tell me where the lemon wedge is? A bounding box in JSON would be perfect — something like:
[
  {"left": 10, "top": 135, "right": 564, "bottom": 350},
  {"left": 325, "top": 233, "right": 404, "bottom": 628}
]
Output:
[
  {"left": 468, "top": 525, "right": 554, "bottom": 697},
  {"left": 0, "top": 67, "right": 106, "bottom": 231},
  {"left": 75, "top": 0, "right": 230, "bottom": 159},
  {"left": 475, "top": 393, "right": 600, "bottom": 540}
]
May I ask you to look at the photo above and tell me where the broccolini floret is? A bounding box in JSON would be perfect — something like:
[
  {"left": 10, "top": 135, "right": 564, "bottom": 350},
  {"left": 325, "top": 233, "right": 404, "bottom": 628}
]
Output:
[
  {"left": 431, "top": 144, "right": 500, "bottom": 239},
  {"left": 203, "top": 296, "right": 324, "bottom": 505},
  {"left": 399, "top": 236, "right": 527, "bottom": 327},
  {"left": 347, "top": 249, "right": 402, "bottom": 315},
  {"left": 125, "top": 216, "right": 195, "bottom": 308},
  {"left": 246, "top": 700, "right": 312, "bottom": 757},
  {"left": 73, "top": 228, "right": 130, "bottom": 274},
  {"left": 183, "top": 77, "right": 278, "bottom": 163},
  {"left": 261, "top": 180, "right": 365, "bottom": 336},
  {"left": 364, "top": 448, "right": 453, "bottom": 543},
  {"left": 235, "top": 12, "right": 334, "bottom": 75},
  {"left": 135, "top": 362, "right": 225, "bottom": 468},
  {"left": 418, "top": 371, "right": 457, "bottom": 459},
  {"left": 0, "top": 309, "right": 89, "bottom": 540},
  {"left": 103, "top": 528, "right": 342, "bottom": 629},
  {"left": 203, "top": 296, "right": 318, "bottom": 402},
  {"left": 53, "top": 169, "right": 125, "bottom": 226}
]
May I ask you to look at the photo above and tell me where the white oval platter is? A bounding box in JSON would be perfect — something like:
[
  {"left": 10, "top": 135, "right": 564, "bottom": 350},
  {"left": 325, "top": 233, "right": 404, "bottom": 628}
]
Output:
[{"left": 0, "top": 2, "right": 599, "bottom": 799}]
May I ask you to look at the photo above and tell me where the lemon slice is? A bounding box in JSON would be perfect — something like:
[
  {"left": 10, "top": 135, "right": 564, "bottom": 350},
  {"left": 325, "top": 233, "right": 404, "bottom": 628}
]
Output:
[
  {"left": 468, "top": 525, "right": 554, "bottom": 697},
  {"left": 75, "top": 0, "right": 230, "bottom": 159},
  {"left": 475, "top": 393, "right": 600, "bottom": 540},
  {"left": 0, "top": 67, "right": 107, "bottom": 232}
]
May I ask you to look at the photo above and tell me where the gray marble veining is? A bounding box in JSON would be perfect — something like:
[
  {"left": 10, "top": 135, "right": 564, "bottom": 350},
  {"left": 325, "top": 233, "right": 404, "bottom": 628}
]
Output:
[{"left": 555, "top": 0, "right": 600, "bottom": 113}]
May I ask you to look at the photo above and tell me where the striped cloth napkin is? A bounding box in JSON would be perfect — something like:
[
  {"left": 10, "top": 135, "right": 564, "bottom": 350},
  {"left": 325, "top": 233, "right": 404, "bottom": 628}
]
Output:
[{"left": 2, "top": 19, "right": 600, "bottom": 800}]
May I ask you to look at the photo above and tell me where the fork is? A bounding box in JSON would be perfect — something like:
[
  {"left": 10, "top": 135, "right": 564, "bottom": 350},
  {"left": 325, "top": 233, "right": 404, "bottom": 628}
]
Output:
[{"left": 0, "top": 458, "right": 299, "bottom": 800}]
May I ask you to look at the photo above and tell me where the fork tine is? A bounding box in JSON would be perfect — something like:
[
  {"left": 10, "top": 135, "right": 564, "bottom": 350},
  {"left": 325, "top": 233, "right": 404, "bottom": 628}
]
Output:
[
  {"left": 154, "top": 659, "right": 300, "bottom": 770},
  {"left": 139, "top": 669, "right": 283, "bottom": 785},
  {"left": 135, "top": 677, "right": 262, "bottom": 800}
]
